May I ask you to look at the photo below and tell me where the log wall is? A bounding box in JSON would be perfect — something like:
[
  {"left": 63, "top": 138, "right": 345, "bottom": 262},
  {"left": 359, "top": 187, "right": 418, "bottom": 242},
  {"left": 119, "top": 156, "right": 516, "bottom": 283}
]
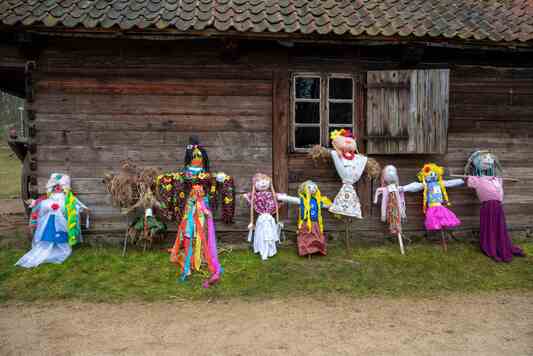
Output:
[
  {"left": 288, "top": 66, "right": 533, "bottom": 237},
  {"left": 30, "top": 39, "right": 276, "bottom": 232},
  {"left": 24, "top": 38, "right": 533, "bottom": 240}
]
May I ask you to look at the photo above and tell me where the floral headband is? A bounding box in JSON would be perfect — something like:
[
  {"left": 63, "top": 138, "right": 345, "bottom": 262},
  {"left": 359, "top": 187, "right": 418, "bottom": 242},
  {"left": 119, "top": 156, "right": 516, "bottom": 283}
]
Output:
[
  {"left": 330, "top": 128, "right": 355, "bottom": 141},
  {"left": 417, "top": 163, "right": 444, "bottom": 182}
]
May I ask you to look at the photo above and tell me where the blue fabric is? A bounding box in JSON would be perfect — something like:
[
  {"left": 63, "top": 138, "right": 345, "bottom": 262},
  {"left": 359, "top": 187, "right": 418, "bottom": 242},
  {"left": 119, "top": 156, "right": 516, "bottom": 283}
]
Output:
[
  {"left": 310, "top": 198, "right": 318, "bottom": 221},
  {"left": 426, "top": 182, "right": 444, "bottom": 205},
  {"left": 299, "top": 198, "right": 319, "bottom": 222},
  {"left": 40, "top": 215, "right": 68, "bottom": 244}
]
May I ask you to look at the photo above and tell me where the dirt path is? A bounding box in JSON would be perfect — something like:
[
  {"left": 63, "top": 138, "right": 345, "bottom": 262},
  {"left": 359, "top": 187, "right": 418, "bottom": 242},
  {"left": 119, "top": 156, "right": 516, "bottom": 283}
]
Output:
[{"left": 1, "top": 293, "right": 532, "bottom": 356}]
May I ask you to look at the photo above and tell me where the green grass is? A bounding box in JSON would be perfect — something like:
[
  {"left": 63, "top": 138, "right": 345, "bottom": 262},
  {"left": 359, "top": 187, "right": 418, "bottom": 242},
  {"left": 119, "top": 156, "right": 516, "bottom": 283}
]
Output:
[
  {"left": 1, "top": 241, "right": 532, "bottom": 303},
  {"left": 0, "top": 146, "right": 21, "bottom": 199}
]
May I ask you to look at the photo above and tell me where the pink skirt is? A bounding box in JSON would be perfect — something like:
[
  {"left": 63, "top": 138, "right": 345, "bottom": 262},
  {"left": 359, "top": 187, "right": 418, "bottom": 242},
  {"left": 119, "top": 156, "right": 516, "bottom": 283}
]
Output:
[{"left": 425, "top": 205, "right": 461, "bottom": 231}]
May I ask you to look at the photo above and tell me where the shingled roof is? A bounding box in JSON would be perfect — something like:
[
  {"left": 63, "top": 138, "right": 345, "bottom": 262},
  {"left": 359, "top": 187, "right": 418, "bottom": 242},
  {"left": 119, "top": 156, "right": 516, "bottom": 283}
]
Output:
[{"left": 1, "top": 0, "right": 533, "bottom": 43}]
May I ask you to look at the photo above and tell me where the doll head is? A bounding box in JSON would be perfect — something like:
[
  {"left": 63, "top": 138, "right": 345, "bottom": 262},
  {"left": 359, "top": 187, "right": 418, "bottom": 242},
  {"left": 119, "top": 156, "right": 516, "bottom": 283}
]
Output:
[
  {"left": 381, "top": 165, "right": 399, "bottom": 186},
  {"left": 330, "top": 129, "right": 358, "bottom": 160},
  {"left": 465, "top": 150, "right": 503, "bottom": 177},
  {"left": 252, "top": 173, "right": 272, "bottom": 192},
  {"left": 46, "top": 173, "right": 71, "bottom": 193},
  {"left": 184, "top": 136, "right": 209, "bottom": 172},
  {"left": 417, "top": 163, "right": 444, "bottom": 184},
  {"left": 298, "top": 180, "right": 318, "bottom": 196}
]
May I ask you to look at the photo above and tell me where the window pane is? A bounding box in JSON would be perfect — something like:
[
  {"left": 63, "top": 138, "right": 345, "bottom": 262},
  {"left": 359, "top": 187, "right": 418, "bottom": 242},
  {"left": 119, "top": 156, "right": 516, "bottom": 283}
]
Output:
[
  {"left": 295, "top": 126, "right": 320, "bottom": 148},
  {"left": 329, "top": 102, "right": 353, "bottom": 124},
  {"left": 295, "top": 77, "right": 320, "bottom": 99},
  {"left": 295, "top": 102, "right": 320, "bottom": 124},
  {"left": 329, "top": 78, "right": 352, "bottom": 99},
  {"left": 328, "top": 126, "right": 354, "bottom": 147}
]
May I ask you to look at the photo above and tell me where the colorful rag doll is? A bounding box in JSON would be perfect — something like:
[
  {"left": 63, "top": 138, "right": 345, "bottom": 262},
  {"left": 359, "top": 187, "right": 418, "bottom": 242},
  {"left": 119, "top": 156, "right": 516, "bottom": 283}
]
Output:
[
  {"left": 328, "top": 129, "right": 368, "bottom": 218},
  {"left": 279, "top": 181, "right": 332, "bottom": 257},
  {"left": 16, "top": 173, "right": 89, "bottom": 268},
  {"left": 464, "top": 150, "right": 524, "bottom": 262},
  {"left": 374, "top": 165, "right": 407, "bottom": 254},
  {"left": 157, "top": 136, "right": 235, "bottom": 287},
  {"left": 402, "top": 163, "right": 463, "bottom": 251},
  {"left": 244, "top": 173, "right": 286, "bottom": 260},
  {"left": 310, "top": 129, "right": 380, "bottom": 248}
]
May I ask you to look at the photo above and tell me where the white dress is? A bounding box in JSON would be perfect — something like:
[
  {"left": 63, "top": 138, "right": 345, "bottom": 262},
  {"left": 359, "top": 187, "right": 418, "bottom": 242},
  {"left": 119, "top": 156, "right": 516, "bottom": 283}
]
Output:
[
  {"left": 248, "top": 213, "right": 280, "bottom": 260},
  {"left": 16, "top": 193, "right": 87, "bottom": 268},
  {"left": 329, "top": 151, "right": 368, "bottom": 218}
]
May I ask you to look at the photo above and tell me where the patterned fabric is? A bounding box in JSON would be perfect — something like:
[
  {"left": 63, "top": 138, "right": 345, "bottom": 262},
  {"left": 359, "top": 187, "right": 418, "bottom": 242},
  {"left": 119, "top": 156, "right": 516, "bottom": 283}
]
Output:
[
  {"left": 245, "top": 191, "right": 278, "bottom": 215},
  {"left": 386, "top": 192, "right": 402, "bottom": 235},
  {"left": 297, "top": 222, "right": 326, "bottom": 257},
  {"left": 329, "top": 183, "right": 362, "bottom": 218}
]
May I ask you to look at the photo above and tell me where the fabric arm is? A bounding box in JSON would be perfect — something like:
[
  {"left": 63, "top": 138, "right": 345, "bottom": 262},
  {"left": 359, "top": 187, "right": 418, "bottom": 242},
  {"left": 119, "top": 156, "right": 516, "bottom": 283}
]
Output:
[
  {"left": 401, "top": 182, "right": 424, "bottom": 193},
  {"left": 443, "top": 178, "right": 464, "bottom": 188},
  {"left": 276, "top": 193, "right": 300, "bottom": 205}
]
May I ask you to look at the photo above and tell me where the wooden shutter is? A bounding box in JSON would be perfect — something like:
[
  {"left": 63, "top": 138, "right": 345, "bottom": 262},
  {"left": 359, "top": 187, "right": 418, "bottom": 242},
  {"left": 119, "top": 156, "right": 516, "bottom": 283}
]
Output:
[{"left": 366, "top": 69, "right": 449, "bottom": 154}]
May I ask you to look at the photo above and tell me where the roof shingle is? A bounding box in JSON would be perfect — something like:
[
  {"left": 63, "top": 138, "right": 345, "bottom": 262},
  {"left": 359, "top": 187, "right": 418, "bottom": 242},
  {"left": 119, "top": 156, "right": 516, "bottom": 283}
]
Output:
[{"left": 1, "top": 0, "right": 533, "bottom": 43}]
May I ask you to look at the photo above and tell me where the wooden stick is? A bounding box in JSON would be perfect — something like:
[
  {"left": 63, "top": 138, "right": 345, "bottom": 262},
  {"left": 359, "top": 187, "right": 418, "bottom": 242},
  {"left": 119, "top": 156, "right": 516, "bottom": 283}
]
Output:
[
  {"left": 122, "top": 215, "right": 129, "bottom": 257},
  {"left": 397, "top": 233, "right": 405, "bottom": 255},
  {"left": 440, "top": 230, "right": 448, "bottom": 253},
  {"left": 344, "top": 218, "right": 351, "bottom": 252},
  {"left": 449, "top": 174, "right": 520, "bottom": 182}
]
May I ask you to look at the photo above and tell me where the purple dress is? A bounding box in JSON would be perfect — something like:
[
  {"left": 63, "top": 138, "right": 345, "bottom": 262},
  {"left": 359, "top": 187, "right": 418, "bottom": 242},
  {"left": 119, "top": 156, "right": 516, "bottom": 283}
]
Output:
[{"left": 468, "top": 176, "right": 525, "bottom": 262}]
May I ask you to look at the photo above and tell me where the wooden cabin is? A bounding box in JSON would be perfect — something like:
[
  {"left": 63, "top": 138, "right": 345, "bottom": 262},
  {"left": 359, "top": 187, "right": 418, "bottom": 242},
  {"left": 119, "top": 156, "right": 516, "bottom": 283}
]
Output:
[{"left": 1, "top": 0, "right": 533, "bottom": 242}]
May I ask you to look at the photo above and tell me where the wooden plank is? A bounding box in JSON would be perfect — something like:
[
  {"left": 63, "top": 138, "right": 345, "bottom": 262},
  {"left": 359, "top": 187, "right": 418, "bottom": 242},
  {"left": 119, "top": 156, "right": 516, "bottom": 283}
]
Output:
[
  {"left": 34, "top": 93, "right": 272, "bottom": 116},
  {"left": 37, "top": 77, "right": 272, "bottom": 97},
  {"left": 272, "top": 68, "right": 289, "bottom": 212},
  {"left": 34, "top": 130, "right": 273, "bottom": 147},
  {"left": 35, "top": 113, "right": 272, "bottom": 132}
]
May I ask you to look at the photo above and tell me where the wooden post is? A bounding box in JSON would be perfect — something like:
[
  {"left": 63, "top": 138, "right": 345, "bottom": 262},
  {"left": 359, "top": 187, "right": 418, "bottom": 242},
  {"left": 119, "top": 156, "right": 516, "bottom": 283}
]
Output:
[
  {"left": 344, "top": 217, "right": 351, "bottom": 252},
  {"left": 397, "top": 233, "right": 405, "bottom": 255},
  {"left": 122, "top": 215, "right": 130, "bottom": 257},
  {"left": 440, "top": 230, "right": 448, "bottom": 252},
  {"left": 272, "top": 56, "right": 289, "bottom": 219}
]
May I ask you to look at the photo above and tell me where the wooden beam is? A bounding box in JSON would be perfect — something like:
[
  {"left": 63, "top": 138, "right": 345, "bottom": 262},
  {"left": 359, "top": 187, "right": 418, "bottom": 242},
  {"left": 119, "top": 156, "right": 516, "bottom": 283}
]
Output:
[{"left": 272, "top": 60, "right": 289, "bottom": 217}]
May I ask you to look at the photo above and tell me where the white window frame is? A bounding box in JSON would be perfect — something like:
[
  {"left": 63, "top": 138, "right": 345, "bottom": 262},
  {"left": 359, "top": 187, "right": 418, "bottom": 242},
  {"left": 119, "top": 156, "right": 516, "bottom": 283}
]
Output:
[{"left": 291, "top": 72, "right": 356, "bottom": 152}]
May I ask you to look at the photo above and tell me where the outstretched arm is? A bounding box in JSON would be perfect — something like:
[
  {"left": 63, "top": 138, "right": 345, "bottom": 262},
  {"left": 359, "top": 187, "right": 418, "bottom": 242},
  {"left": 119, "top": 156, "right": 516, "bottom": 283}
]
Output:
[
  {"left": 443, "top": 178, "right": 464, "bottom": 188},
  {"left": 401, "top": 182, "right": 424, "bottom": 193},
  {"left": 276, "top": 193, "right": 300, "bottom": 205}
]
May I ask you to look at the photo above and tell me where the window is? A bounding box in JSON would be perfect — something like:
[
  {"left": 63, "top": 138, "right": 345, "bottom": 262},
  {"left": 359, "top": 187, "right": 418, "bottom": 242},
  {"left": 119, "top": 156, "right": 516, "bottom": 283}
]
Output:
[
  {"left": 290, "top": 69, "right": 449, "bottom": 154},
  {"left": 291, "top": 73, "right": 357, "bottom": 151}
]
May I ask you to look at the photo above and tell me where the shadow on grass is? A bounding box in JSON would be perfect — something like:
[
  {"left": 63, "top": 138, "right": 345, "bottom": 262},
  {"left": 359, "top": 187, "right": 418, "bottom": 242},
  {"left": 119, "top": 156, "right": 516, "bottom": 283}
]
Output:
[{"left": 1, "top": 240, "right": 532, "bottom": 303}]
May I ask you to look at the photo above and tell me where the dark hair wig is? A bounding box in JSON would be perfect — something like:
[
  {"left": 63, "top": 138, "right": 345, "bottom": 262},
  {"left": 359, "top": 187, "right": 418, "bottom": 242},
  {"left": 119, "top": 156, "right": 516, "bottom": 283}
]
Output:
[{"left": 184, "top": 135, "right": 210, "bottom": 172}]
